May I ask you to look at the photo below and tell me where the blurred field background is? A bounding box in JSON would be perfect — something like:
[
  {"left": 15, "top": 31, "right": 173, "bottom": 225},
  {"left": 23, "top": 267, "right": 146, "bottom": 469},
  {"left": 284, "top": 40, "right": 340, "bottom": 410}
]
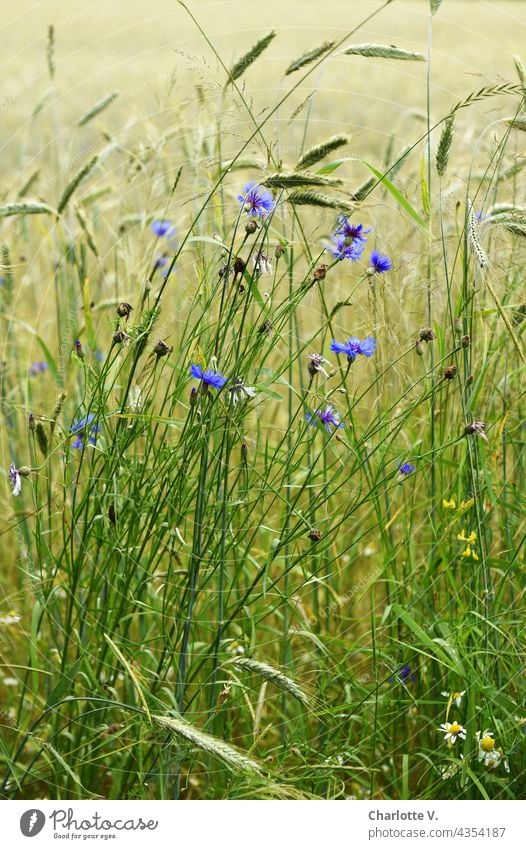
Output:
[{"left": 0, "top": 0, "right": 525, "bottom": 801}]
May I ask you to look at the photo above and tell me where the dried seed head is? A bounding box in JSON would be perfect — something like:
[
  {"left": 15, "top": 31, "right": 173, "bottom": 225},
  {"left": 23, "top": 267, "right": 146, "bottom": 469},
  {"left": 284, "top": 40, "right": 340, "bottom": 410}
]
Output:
[
  {"left": 419, "top": 327, "right": 435, "bottom": 342},
  {"left": 233, "top": 256, "right": 246, "bottom": 275},
  {"left": 258, "top": 319, "right": 273, "bottom": 336},
  {"left": 444, "top": 365, "right": 457, "bottom": 380},
  {"left": 117, "top": 302, "right": 133, "bottom": 319},
  {"left": 112, "top": 329, "right": 129, "bottom": 344},
  {"left": 307, "top": 352, "right": 330, "bottom": 378},
  {"left": 308, "top": 529, "right": 323, "bottom": 542},
  {"left": 464, "top": 420, "right": 487, "bottom": 440},
  {"left": 313, "top": 263, "right": 328, "bottom": 281},
  {"left": 153, "top": 340, "right": 173, "bottom": 358},
  {"left": 461, "top": 335, "right": 470, "bottom": 349}
]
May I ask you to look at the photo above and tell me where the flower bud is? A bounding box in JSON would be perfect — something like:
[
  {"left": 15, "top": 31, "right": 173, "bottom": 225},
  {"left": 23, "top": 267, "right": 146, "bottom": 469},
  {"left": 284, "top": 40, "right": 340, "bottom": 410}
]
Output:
[{"left": 245, "top": 220, "right": 258, "bottom": 235}]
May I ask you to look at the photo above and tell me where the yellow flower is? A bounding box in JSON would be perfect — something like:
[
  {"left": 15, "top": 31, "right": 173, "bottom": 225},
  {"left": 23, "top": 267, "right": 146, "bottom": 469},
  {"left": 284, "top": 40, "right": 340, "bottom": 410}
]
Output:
[
  {"left": 457, "top": 529, "right": 477, "bottom": 545},
  {"left": 462, "top": 545, "right": 479, "bottom": 561},
  {"left": 459, "top": 498, "right": 474, "bottom": 511},
  {"left": 442, "top": 498, "right": 456, "bottom": 509}
]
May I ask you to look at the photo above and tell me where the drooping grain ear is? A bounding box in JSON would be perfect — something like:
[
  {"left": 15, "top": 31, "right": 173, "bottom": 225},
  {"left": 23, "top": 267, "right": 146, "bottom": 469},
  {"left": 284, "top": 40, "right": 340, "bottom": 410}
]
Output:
[{"left": 226, "top": 31, "right": 276, "bottom": 86}]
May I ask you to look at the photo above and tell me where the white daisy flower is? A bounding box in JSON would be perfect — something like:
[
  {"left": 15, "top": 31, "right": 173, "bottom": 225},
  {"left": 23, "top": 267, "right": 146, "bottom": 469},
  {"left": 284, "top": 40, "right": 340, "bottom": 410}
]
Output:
[
  {"left": 439, "top": 720, "right": 467, "bottom": 744},
  {"left": 441, "top": 690, "right": 466, "bottom": 709},
  {"left": 476, "top": 730, "right": 509, "bottom": 771}
]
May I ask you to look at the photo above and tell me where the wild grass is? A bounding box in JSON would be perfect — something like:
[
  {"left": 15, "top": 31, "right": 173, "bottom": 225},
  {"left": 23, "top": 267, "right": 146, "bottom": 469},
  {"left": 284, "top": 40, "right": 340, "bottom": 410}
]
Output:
[{"left": 0, "top": 0, "right": 525, "bottom": 801}]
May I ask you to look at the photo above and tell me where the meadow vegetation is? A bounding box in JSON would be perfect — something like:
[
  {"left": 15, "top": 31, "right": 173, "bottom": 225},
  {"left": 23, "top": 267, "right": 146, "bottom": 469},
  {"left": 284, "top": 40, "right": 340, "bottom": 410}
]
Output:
[{"left": 0, "top": 0, "right": 525, "bottom": 799}]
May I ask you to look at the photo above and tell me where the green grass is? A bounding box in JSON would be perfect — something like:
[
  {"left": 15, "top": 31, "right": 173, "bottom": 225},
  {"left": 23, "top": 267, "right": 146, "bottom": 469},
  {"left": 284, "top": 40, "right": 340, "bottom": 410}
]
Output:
[{"left": 0, "top": 0, "right": 525, "bottom": 801}]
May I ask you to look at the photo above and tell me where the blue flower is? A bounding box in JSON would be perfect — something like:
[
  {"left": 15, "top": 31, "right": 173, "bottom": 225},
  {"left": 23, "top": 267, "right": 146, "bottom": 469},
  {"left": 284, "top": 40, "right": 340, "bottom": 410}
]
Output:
[
  {"left": 369, "top": 250, "right": 392, "bottom": 274},
  {"left": 327, "top": 216, "right": 369, "bottom": 261},
  {"left": 29, "top": 361, "right": 48, "bottom": 376},
  {"left": 238, "top": 182, "right": 275, "bottom": 218},
  {"left": 154, "top": 253, "right": 169, "bottom": 270},
  {"left": 190, "top": 364, "right": 227, "bottom": 391},
  {"left": 306, "top": 404, "right": 344, "bottom": 433},
  {"left": 327, "top": 236, "right": 366, "bottom": 262},
  {"left": 334, "top": 216, "right": 370, "bottom": 243},
  {"left": 70, "top": 413, "right": 101, "bottom": 449},
  {"left": 330, "top": 336, "right": 377, "bottom": 362},
  {"left": 389, "top": 664, "right": 416, "bottom": 684},
  {"left": 399, "top": 462, "right": 416, "bottom": 477},
  {"left": 151, "top": 219, "right": 176, "bottom": 238}
]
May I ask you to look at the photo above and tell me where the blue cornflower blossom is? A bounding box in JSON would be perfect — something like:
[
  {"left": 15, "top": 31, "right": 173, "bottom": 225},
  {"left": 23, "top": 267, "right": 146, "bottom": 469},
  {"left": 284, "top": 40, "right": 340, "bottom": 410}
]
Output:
[
  {"left": 389, "top": 664, "right": 416, "bottom": 684},
  {"left": 306, "top": 404, "right": 344, "bottom": 433},
  {"left": 70, "top": 413, "right": 101, "bottom": 450},
  {"left": 327, "top": 216, "right": 370, "bottom": 261},
  {"left": 330, "top": 336, "right": 377, "bottom": 362},
  {"left": 327, "top": 235, "right": 366, "bottom": 261},
  {"left": 238, "top": 182, "right": 275, "bottom": 218},
  {"left": 190, "top": 364, "right": 227, "bottom": 391},
  {"left": 368, "top": 250, "right": 392, "bottom": 274},
  {"left": 334, "top": 216, "right": 371, "bottom": 242},
  {"left": 154, "top": 253, "right": 169, "bottom": 270},
  {"left": 399, "top": 462, "right": 416, "bottom": 477},
  {"left": 29, "top": 361, "right": 48, "bottom": 376},
  {"left": 151, "top": 219, "right": 176, "bottom": 238}
]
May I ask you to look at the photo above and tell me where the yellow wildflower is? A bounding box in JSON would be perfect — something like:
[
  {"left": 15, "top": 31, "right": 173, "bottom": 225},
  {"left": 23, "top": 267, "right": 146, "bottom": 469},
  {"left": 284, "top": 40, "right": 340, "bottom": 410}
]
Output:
[
  {"left": 457, "top": 529, "right": 477, "bottom": 545},
  {"left": 462, "top": 545, "right": 479, "bottom": 561},
  {"left": 442, "top": 498, "right": 456, "bottom": 509},
  {"left": 459, "top": 498, "right": 474, "bottom": 511}
]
